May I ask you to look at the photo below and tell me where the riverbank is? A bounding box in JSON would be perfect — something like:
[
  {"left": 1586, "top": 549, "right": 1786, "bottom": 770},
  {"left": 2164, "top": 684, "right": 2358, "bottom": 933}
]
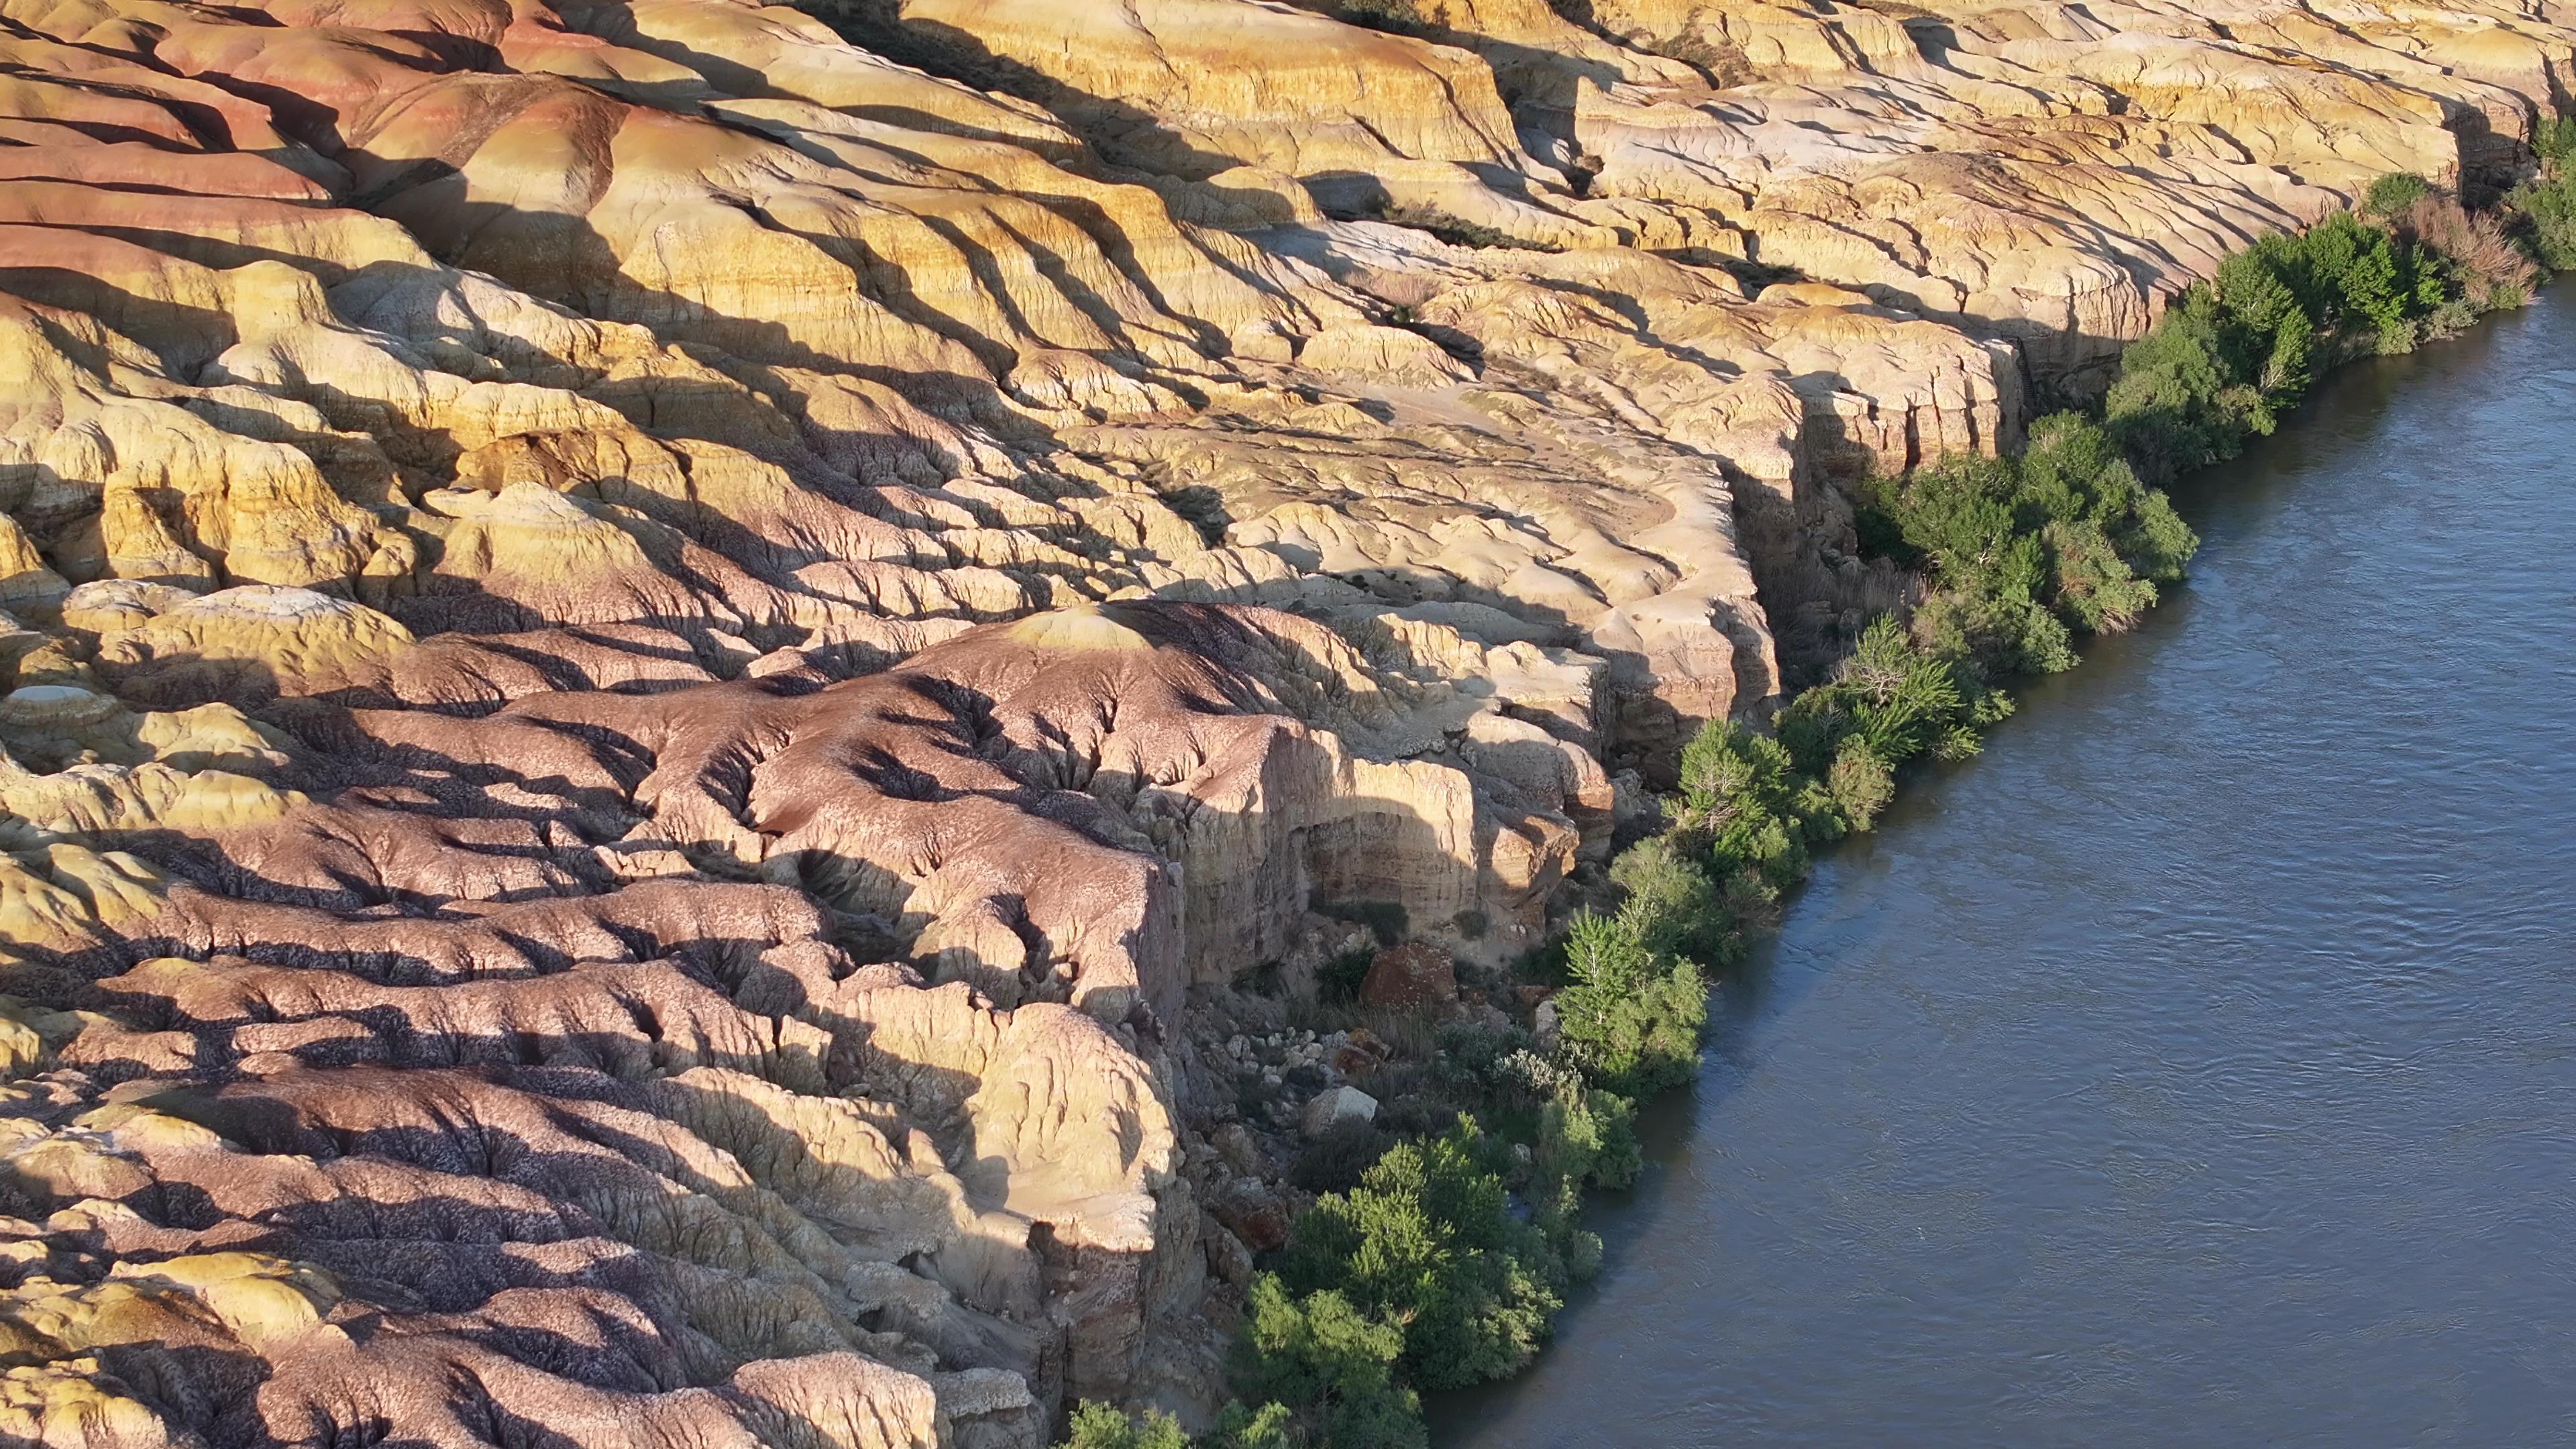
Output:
[
  {"left": 1432, "top": 264, "right": 2576, "bottom": 1449},
  {"left": 1100, "top": 167, "right": 2576, "bottom": 1449}
]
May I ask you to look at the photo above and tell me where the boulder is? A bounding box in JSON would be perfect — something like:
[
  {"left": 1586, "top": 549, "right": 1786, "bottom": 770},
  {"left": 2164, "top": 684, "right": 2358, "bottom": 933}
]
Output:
[
  {"left": 1207, "top": 1177, "right": 1294, "bottom": 1252},
  {"left": 1210, "top": 1121, "right": 1267, "bottom": 1178},
  {"left": 1330, "top": 1027, "right": 1393, "bottom": 1077},
  {"left": 1359, "top": 942, "right": 1458, "bottom": 1011},
  {"left": 1302, "top": 1085, "right": 1381, "bottom": 1139},
  {"left": 1203, "top": 1215, "right": 1256, "bottom": 1288}
]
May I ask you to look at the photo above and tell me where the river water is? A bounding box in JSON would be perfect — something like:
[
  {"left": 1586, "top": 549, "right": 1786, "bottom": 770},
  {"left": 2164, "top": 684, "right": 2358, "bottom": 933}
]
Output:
[{"left": 1437, "top": 289, "right": 2576, "bottom": 1446}]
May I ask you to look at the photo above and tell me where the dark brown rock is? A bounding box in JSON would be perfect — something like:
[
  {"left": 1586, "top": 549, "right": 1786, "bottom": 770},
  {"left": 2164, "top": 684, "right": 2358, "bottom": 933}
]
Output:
[
  {"left": 1205, "top": 1178, "right": 1292, "bottom": 1253},
  {"left": 1358, "top": 941, "right": 1457, "bottom": 1011},
  {"left": 1329, "top": 1027, "right": 1393, "bottom": 1077}
]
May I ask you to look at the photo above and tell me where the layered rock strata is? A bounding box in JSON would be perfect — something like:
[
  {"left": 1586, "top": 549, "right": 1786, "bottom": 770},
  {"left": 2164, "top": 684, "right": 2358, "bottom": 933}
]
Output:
[{"left": 0, "top": 0, "right": 2567, "bottom": 1441}]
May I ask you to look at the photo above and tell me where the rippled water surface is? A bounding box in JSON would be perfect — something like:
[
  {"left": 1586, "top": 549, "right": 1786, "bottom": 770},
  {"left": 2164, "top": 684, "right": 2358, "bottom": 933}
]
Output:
[{"left": 1438, "top": 289, "right": 2576, "bottom": 1447}]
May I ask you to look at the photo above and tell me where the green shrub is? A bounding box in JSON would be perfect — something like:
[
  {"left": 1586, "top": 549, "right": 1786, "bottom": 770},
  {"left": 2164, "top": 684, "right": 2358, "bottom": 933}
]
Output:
[
  {"left": 1854, "top": 410, "right": 2193, "bottom": 666},
  {"left": 1911, "top": 586, "right": 2073, "bottom": 680},
  {"left": 2513, "top": 172, "right": 2576, "bottom": 270},
  {"left": 1379, "top": 203, "right": 1560, "bottom": 252},
  {"left": 1536, "top": 1081, "right": 1642, "bottom": 1199},
  {"left": 1231, "top": 1278, "right": 1424, "bottom": 1449},
  {"left": 2104, "top": 287, "right": 2267, "bottom": 479},
  {"left": 1854, "top": 451, "right": 2043, "bottom": 599},
  {"left": 1428, "top": 1019, "right": 1541, "bottom": 1106},
  {"left": 2364, "top": 172, "right": 2433, "bottom": 216},
  {"left": 1060, "top": 1402, "right": 1191, "bottom": 1449},
  {"left": 1275, "top": 1120, "right": 1568, "bottom": 1391},
  {"left": 1201, "top": 1403, "right": 1295, "bottom": 1449},
  {"left": 1336, "top": 0, "right": 1428, "bottom": 34},
  {"left": 1779, "top": 616, "right": 1988, "bottom": 775},
  {"left": 2040, "top": 519, "right": 2159, "bottom": 633},
  {"left": 1505, "top": 1080, "right": 1627, "bottom": 1281},
  {"left": 1825, "top": 737, "right": 1896, "bottom": 829},
  {"left": 2102, "top": 204, "right": 2470, "bottom": 482},
  {"left": 1672, "top": 720, "right": 1833, "bottom": 884},
  {"left": 1552, "top": 910, "right": 1708, "bottom": 1097},
  {"left": 2017, "top": 414, "right": 2198, "bottom": 586},
  {"left": 1318, "top": 945, "right": 1375, "bottom": 1003},
  {"left": 1716, "top": 862, "right": 1784, "bottom": 935},
  {"left": 1607, "top": 835, "right": 1729, "bottom": 964},
  {"left": 2535, "top": 114, "right": 2576, "bottom": 170}
]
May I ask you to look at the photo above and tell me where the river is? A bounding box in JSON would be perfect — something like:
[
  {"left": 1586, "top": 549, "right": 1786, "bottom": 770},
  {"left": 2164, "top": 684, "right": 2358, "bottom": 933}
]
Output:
[{"left": 1436, "top": 288, "right": 2576, "bottom": 1446}]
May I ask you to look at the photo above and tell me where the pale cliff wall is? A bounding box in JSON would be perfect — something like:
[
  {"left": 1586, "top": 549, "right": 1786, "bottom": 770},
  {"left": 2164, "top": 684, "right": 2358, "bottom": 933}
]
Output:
[{"left": 0, "top": 0, "right": 2567, "bottom": 1440}]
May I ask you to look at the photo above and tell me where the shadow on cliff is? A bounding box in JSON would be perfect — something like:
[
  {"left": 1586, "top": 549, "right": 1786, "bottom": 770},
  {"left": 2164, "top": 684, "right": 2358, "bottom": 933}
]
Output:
[{"left": 786, "top": 3, "right": 1248, "bottom": 183}]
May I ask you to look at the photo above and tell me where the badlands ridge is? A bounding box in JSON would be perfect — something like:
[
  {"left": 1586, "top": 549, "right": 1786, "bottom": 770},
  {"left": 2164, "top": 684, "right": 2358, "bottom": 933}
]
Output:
[{"left": 0, "top": 0, "right": 2567, "bottom": 1441}]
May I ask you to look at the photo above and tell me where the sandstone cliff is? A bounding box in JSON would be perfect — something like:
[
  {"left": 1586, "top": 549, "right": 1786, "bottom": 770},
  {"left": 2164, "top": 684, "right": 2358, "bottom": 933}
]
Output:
[{"left": 0, "top": 0, "right": 2565, "bottom": 1440}]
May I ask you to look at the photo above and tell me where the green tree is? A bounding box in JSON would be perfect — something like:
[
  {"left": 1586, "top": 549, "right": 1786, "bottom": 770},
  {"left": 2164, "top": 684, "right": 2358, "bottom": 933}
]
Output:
[
  {"left": 1553, "top": 910, "right": 1709, "bottom": 1097},
  {"left": 1203, "top": 1402, "right": 1296, "bottom": 1449},
  {"left": 2534, "top": 115, "right": 2576, "bottom": 170},
  {"left": 1853, "top": 411, "right": 2192, "bottom": 676},
  {"left": 2300, "top": 212, "right": 2413, "bottom": 341},
  {"left": 2106, "top": 286, "right": 2266, "bottom": 479},
  {"left": 2041, "top": 519, "right": 2159, "bottom": 634},
  {"left": 1672, "top": 720, "right": 1832, "bottom": 884},
  {"left": 1824, "top": 737, "right": 1896, "bottom": 829},
  {"left": 1231, "top": 1278, "right": 1425, "bottom": 1449},
  {"left": 1780, "top": 616, "right": 1986, "bottom": 773},
  {"left": 1607, "top": 835, "right": 1728, "bottom": 964},
  {"left": 1059, "top": 1401, "right": 1191, "bottom": 1449},
  {"left": 1536, "top": 1081, "right": 1641, "bottom": 1203},
  {"left": 1275, "top": 1122, "right": 1568, "bottom": 1391},
  {"left": 2514, "top": 172, "right": 2576, "bottom": 270}
]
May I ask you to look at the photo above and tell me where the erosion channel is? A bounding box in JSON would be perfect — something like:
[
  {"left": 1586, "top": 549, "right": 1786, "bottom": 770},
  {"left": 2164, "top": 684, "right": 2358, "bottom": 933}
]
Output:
[{"left": 1439, "top": 286, "right": 2576, "bottom": 1448}]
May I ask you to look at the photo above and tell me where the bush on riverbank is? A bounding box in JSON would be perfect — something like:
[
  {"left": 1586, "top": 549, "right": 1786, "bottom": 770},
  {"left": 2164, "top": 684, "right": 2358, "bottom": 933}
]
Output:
[
  {"left": 2096, "top": 195, "right": 2536, "bottom": 481},
  {"left": 1856, "top": 405, "right": 2197, "bottom": 676},
  {"left": 2510, "top": 119, "right": 2576, "bottom": 271},
  {"left": 1274, "top": 1118, "right": 1578, "bottom": 1390},
  {"left": 1062, "top": 1400, "right": 1299, "bottom": 1449},
  {"left": 1228, "top": 1281, "right": 1421, "bottom": 1448},
  {"left": 1061, "top": 1401, "right": 1298, "bottom": 1449},
  {"left": 1552, "top": 908, "right": 1708, "bottom": 1097}
]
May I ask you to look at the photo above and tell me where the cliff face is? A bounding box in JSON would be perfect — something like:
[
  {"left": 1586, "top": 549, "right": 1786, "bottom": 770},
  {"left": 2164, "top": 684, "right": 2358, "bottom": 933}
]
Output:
[{"left": 0, "top": 0, "right": 2564, "bottom": 1441}]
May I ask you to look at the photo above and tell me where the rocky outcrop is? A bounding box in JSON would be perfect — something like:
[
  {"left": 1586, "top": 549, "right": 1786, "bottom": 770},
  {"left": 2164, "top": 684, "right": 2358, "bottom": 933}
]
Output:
[{"left": 0, "top": 0, "right": 2567, "bottom": 1439}]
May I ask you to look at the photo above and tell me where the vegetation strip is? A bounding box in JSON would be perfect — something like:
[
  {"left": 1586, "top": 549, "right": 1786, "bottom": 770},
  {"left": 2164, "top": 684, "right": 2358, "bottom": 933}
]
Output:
[{"left": 1061, "top": 143, "right": 2576, "bottom": 1449}]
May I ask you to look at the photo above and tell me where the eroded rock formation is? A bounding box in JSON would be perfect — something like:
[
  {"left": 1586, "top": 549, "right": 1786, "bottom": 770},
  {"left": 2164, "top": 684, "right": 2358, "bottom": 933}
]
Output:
[{"left": 0, "top": 0, "right": 2566, "bottom": 1440}]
